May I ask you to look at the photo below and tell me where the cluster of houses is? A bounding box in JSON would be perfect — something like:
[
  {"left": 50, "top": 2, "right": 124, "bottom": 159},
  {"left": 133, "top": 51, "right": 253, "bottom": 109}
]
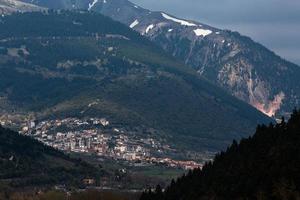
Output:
[
  {"left": 1, "top": 115, "right": 203, "bottom": 170},
  {"left": 19, "top": 117, "right": 155, "bottom": 162}
]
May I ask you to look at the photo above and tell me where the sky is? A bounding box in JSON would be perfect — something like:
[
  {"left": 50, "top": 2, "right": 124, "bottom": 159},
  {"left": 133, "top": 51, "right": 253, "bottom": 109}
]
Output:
[{"left": 131, "top": 0, "right": 300, "bottom": 65}]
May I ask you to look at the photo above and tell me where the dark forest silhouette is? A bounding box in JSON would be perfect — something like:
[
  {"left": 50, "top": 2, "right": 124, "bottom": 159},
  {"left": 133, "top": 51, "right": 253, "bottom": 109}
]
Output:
[{"left": 141, "top": 109, "right": 300, "bottom": 200}]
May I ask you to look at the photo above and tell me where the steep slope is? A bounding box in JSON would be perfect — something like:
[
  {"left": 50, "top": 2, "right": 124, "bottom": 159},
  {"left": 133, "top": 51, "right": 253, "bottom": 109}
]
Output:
[
  {"left": 91, "top": 0, "right": 300, "bottom": 118},
  {"left": 0, "top": 11, "right": 271, "bottom": 153},
  {"left": 21, "top": 0, "right": 300, "bottom": 118},
  {"left": 141, "top": 109, "right": 300, "bottom": 200},
  {"left": 0, "top": 125, "right": 102, "bottom": 188},
  {"left": 0, "top": 0, "right": 43, "bottom": 14}
]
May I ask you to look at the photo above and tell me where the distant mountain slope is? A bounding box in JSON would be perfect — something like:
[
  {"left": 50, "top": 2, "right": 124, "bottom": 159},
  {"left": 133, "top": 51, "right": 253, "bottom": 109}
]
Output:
[
  {"left": 0, "top": 11, "right": 271, "bottom": 152},
  {"left": 141, "top": 109, "right": 300, "bottom": 200},
  {"left": 0, "top": 0, "right": 43, "bottom": 14},
  {"left": 90, "top": 0, "right": 300, "bottom": 118},
  {"left": 0, "top": 125, "right": 102, "bottom": 188},
  {"left": 20, "top": 0, "right": 300, "bottom": 118}
]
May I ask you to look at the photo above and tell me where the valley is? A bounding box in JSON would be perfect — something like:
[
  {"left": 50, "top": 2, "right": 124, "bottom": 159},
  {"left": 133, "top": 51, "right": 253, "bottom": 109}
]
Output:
[
  {"left": 0, "top": 10, "right": 271, "bottom": 154},
  {"left": 0, "top": 9, "right": 272, "bottom": 193},
  {"left": 0, "top": 0, "right": 299, "bottom": 199}
]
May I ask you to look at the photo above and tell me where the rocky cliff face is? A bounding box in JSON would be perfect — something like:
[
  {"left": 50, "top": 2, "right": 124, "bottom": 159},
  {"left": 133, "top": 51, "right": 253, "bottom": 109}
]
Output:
[
  {"left": 13, "top": 0, "right": 300, "bottom": 117},
  {"left": 0, "top": 0, "right": 42, "bottom": 14}
]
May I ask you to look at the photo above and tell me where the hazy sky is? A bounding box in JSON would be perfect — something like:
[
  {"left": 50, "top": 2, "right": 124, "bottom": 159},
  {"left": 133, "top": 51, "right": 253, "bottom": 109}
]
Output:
[{"left": 131, "top": 0, "right": 300, "bottom": 65}]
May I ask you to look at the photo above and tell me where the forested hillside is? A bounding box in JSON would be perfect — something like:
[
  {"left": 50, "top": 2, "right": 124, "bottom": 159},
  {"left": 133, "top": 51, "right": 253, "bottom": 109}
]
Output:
[
  {"left": 0, "top": 126, "right": 103, "bottom": 188},
  {"left": 141, "top": 109, "right": 300, "bottom": 200}
]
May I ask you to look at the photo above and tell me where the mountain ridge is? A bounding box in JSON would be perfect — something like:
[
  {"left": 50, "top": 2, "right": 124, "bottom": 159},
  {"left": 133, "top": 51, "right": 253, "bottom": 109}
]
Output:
[
  {"left": 90, "top": 0, "right": 300, "bottom": 118},
  {"left": 6, "top": 0, "right": 300, "bottom": 118},
  {"left": 0, "top": 0, "right": 43, "bottom": 14}
]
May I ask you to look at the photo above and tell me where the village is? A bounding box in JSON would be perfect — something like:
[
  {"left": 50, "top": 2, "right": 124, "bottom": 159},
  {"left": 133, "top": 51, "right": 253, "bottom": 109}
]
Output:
[{"left": 1, "top": 116, "right": 202, "bottom": 170}]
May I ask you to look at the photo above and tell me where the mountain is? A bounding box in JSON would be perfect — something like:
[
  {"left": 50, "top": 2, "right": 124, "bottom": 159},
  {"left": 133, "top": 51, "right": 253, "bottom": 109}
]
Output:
[
  {"left": 0, "top": 0, "right": 43, "bottom": 14},
  {"left": 141, "top": 110, "right": 300, "bottom": 200},
  {"left": 0, "top": 125, "right": 102, "bottom": 189},
  {"left": 89, "top": 0, "right": 300, "bottom": 118},
  {"left": 19, "top": 0, "right": 300, "bottom": 118},
  {"left": 0, "top": 10, "right": 271, "bottom": 154},
  {"left": 90, "top": 0, "right": 300, "bottom": 118}
]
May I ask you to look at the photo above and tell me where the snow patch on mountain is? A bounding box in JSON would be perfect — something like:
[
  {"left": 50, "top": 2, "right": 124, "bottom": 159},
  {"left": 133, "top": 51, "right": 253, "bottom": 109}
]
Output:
[
  {"left": 193, "top": 28, "right": 212, "bottom": 37},
  {"left": 145, "top": 24, "right": 154, "bottom": 34},
  {"left": 161, "top": 13, "right": 197, "bottom": 27},
  {"left": 130, "top": 19, "right": 139, "bottom": 28},
  {"left": 88, "top": 0, "right": 98, "bottom": 11}
]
